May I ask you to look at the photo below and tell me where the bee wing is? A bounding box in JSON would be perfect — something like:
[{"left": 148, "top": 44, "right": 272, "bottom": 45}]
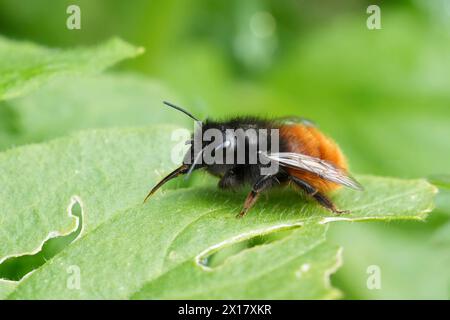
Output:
[
  {"left": 274, "top": 116, "right": 316, "bottom": 127},
  {"left": 261, "top": 152, "right": 364, "bottom": 191}
]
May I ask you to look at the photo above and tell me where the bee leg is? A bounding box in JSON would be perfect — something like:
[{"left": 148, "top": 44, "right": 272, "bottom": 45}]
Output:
[
  {"left": 237, "top": 191, "right": 260, "bottom": 218},
  {"left": 289, "top": 176, "right": 348, "bottom": 215},
  {"left": 313, "top": 192, "right": 349, "bottom": 215},
  {"left": 237, "top": 175, "right": 276, "bottom": 218},
  {"left": 218, "top": 168, "right": 241, "bottom": 190}
]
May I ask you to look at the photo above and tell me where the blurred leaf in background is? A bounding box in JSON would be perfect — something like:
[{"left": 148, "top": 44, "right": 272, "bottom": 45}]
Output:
[
  {"left": 0, "top": 73, "right": 185, "bottom": 150},
  {"left": 0, "top": 36, "right": 142, "bottom": 100}
]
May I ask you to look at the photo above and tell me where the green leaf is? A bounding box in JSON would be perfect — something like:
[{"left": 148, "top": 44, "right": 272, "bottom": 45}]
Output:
[
  {"left": 0, "top": 127, "right": 180, "bottom": 262},
  {"left": 0, "top": 127, "right": 436, "bottom": 299},
  {"left": 0, "top": 36, "right": 143, "bottom": 101},
  {"left": 131, "top": 223, "right": 342, "bottom": 300},
  {"left": 0, "top": 281, "right": 16, "bottom": 300}
]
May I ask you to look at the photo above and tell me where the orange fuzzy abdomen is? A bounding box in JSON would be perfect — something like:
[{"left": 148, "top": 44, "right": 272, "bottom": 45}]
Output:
[{"left": 279, "top": 124, "right": 348, "bottom": 193}]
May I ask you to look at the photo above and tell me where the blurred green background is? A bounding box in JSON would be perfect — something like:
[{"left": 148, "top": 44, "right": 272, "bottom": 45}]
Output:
[{"left": 0, "top": 0, "right": 449, "bottom": 299}]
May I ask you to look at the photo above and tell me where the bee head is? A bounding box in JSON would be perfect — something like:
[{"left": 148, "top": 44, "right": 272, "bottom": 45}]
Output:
[{"left": 182, "top": 123, "right": 233, "bottom": 179}]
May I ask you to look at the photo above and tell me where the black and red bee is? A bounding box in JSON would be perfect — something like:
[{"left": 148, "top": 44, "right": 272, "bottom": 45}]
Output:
[{"left": 144, "top": 101, "right": 363, "bottom": 217}]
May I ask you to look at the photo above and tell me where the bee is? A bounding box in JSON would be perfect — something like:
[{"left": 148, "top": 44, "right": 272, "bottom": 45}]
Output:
[{"left": 144, "top": 101, "right": 363, "bottom": 218}]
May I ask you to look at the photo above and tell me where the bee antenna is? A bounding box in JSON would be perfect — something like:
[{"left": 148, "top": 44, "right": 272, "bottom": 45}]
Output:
[{"left": 163, "top": 101, "right": 201, "bottom": 122}]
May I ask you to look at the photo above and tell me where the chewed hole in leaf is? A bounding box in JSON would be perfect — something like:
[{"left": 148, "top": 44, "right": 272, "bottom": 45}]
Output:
[
  {"left": 198, "top": 224, "right": 302, "bottom": 269},
  {"left": 0, "top": 201, "right": 83, "bottom": 281}
]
